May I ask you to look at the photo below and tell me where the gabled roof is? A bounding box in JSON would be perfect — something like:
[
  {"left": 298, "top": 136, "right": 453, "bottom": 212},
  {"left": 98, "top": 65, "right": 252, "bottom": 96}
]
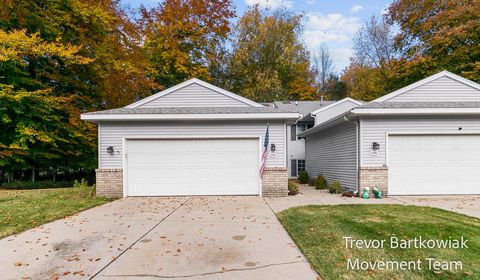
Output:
[
  {"left": 310, "top": 97, "right": 363, "bottom": 115},
  {"left": 373, "top": 70, "right": 480, "bottom": 102},
  {"left": 273, "top": 100, "right": 336, "bottom": 116},
  {"left": 125, "top": 78, "right": 263, "bottom": 108}
]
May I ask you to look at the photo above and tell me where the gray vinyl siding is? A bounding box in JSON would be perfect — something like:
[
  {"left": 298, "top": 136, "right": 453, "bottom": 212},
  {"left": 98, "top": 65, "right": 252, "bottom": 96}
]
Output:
[
  {"left": 387, "top": 76, "right": 480, "bottom": 102},
  {"left": 315, "top": 100, "right": 359, "bottom": 125},
  {"left": 361, "top": 116, "right": 480, "bottom": 166},
  {"left": 98, "top": 120, "right": 285, "bottom": 168},
  {"left": 305, "top": 121, "right": 357, "bottom": 191},
  {"left": 137, "top": 83, "right": 251, "bottom": 108}
]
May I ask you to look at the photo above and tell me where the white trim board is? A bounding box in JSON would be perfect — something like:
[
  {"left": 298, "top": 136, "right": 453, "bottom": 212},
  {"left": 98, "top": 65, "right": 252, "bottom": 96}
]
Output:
[
  {"left": 373, "top": 70, "right": 480, "bottom": 102},
  {"left": 125, "top": 78, "right": 263, "bottom": 108}
]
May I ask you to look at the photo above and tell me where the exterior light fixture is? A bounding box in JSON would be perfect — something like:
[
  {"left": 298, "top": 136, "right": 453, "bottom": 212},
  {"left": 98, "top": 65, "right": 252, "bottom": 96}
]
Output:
[
  {"left": 372, "top": 142, "right": 380, "bottom": 150},
  {"left": 107, "top": 146, "right": 114, "bottom": 154},
  {"left": 270, "top": 143, "right": 276, "bottom": 152}
]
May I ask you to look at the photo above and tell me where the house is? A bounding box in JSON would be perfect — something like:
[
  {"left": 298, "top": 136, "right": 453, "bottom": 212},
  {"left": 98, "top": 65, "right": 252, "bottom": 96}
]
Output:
[
  {"left": 81, "top": 78, "right": 299, "bottom": 197},
  {"left": 300, "top": 71, "right": 480, "bottom": 196},
  {"left": 270, "top": 100, "right": 336, "bottom": 178}
]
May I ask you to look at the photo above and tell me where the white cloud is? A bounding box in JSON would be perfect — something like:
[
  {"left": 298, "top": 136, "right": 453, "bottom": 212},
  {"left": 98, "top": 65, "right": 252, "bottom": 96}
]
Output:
[
  {"left": 350, "top": 4, "right": 364, "bottom": 14},
  {"left": 303, "top": 13, "right": 361, "bottom": 72},
  {"left": 244, "top": 0, "right": 293, "bottom": 8},
  {"left": 306, "top": 0, "right": 316, "bottom": 4}
]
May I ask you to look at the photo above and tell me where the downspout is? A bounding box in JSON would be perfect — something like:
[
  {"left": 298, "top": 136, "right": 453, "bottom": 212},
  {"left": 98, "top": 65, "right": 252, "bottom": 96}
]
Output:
[{"left": 343, "top": 115, "right": 359, "bottom": 192}]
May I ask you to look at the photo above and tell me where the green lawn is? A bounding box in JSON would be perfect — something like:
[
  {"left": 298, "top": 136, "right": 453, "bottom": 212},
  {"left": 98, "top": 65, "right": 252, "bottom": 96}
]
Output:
[
  {"left": 0, "top": 187, "right": 114, "bottom": 238},
  {"left": 278, "top": 205, "right": 480, "bottom": 280}
]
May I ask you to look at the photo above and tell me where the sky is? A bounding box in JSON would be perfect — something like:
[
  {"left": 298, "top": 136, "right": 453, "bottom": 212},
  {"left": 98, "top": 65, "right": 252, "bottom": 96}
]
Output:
[{"left": 121, "top": 0, "right": 392, "bottom": 72}]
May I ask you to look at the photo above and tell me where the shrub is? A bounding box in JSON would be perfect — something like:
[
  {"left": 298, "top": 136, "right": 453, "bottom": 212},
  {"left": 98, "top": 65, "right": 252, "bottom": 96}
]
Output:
[
  {"left": 73, "top": 178, "right": 89, "bottom": 188},
  {"left": 0, "top": 180, "right": 71, "bottom": 189},
  {"left": 315, "top": 175, "right": 328, "bottom": 190},
  {"left": 298, "top": 171, "right": 309, "bottom": 184},
  {"left": 308, "top": 178, "right": 316, "bottom": 186},
  {"left": 329, "top": 180, "right": 342, "bottom": 194},
  {"left": 288, "top": 183, "right": 299, "bottom": 195}
]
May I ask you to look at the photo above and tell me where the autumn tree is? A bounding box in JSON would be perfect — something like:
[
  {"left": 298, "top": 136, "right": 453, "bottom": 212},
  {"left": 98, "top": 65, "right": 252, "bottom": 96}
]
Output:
[
  {"left": 0, "top": 30, "right": 95, "bottom": 181},
  {"left": 387, "top": 0, "right": 480, "bottom": 86},
  {"left": 225, "top": 7, "right": 317, "bottom": 102},
  {"left": 141, "top": 0, "right": 235, "bottom": 88}
]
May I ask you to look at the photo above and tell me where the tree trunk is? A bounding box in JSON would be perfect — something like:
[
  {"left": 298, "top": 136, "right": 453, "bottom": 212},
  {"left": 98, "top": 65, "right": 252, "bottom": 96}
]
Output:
[{"left": 32, "top": 168, "right": 35, "bottom": 183}]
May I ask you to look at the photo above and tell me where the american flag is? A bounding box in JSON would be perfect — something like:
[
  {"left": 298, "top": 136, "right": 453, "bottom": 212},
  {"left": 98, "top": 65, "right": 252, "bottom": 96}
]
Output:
[{"left": 259, "top": 124, "right": 269, "bottom": 176}]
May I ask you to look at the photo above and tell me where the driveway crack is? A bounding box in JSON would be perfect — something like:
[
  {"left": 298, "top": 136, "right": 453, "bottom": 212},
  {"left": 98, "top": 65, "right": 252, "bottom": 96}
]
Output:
[
  {"left": 90, "top": 197, "right": 192, "bottom": 279},
  {"left": 99, "top": 260, "right": 307, "bottom": 278}
]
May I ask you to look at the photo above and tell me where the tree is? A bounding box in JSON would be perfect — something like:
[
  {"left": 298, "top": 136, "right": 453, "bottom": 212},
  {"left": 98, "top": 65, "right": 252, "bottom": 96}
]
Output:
[
  {"left": 324, "top": 74, "right": 348, "bottom": 100},
  {"left": 313, "top": 44, "right": 334, "bottom": 99},
  {"left": 0, "top": 30, "right": 94, "bottom": 181},
  {"left": 353, "top": 16, "right": 396, "bottom": 69},
  {"left": 141, "top": 0, "right": 235, "bottom": 88},
  {"left": 341, "top": 63, "right": 386, "bottom": 101},
  {"left": 226, "top": 6, "right": 316, "bottom": 102},
  {"left": 343, "top": 15, "right": 396, "bottom": 101},
  {"left": 387, "top": 0, "right": 480, "bottom": 85},
  {"left": 0, "top": 0, "right": 156, "bottom": 109}
]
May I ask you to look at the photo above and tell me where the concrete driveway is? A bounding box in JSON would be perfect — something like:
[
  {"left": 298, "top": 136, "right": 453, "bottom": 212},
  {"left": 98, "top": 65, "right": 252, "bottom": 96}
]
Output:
[
  {"left": 0, "top": 197, "right": 317, "bottom": 280},
  {"left": 266, "top": 185, "right": 480, "bottom": 218}
]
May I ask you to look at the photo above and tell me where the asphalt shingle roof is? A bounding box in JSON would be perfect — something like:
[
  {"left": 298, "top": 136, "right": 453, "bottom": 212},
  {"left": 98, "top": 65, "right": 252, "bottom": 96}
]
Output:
[
  {"left": 272, "top": 100, "right": 336, "bottom": 115},
  {"left": 360, "top": 101, "right": 480, "bottom": 109},
  {"left": 83, "top": 106, "right": 294, "bottom": 115}
]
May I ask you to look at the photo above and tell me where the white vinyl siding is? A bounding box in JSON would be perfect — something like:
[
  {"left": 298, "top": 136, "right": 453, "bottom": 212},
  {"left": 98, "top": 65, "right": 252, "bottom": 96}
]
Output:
[
  {"left": 386, "top": 76, "right": 480, "bottom": 102},
  {"left": 361, "top": 116, "right": 480, "bottom": 166},
  {"left": 137, "top": 83, "right": 251, "bottom": 108},
  {"left": 388, "top": 134, "right": 480, "bottom": 195},
  {"left": 98, "top": 120, "right": 285, "bottom": 169},
  {"left": 305, "top": 121, "right": 357, "bottom": 191}
]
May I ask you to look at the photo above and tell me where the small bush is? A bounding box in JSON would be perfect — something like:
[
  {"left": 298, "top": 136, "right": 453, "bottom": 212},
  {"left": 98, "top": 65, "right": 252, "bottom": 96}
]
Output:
[
  {"left": 0, "top": 180, "right": 71, "bottom": 189},
  {"left": 288, "top": 183, "right": 299, "bottom": 195},
  {"left": 298, "top": 171, "right": 309, "bottom": 184},
  {"left": 315, "top": 175, "right": 328, "bottom": 190},
  {"left": 73, "top": 178, "right": 89, "bottom": 188},
  {"left": 308, "top": 178, "right": 316, "bottom": 186},
  {"left": 329, "top": 180, "right": 342, "bottom": 194}
]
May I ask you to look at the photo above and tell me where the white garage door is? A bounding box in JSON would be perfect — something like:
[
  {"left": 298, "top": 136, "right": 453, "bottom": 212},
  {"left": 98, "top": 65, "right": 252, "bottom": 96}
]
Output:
[
  {"left": 388, "top": 134, "right": 480, "bottom": 195},
  {"left": 126, "top": 138, "right": 260, "bottom": 196}
]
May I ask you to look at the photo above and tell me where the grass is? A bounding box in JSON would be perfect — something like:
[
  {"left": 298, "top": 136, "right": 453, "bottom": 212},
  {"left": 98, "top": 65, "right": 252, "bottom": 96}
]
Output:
[
  {"left": 278, "top": 205, "right": 480, "bottom": 280},
  {"left": 0, "top": 187, "right": 114, "bottom": 238}
]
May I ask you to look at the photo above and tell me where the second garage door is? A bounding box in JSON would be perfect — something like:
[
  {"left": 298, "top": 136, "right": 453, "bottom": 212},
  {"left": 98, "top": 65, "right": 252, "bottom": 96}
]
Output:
[
  {"left": 125, "top": 138, "right": 260, "bottom": 196},
  {"left": 388, "top": 134, "right": 480, "bottom": 195}
]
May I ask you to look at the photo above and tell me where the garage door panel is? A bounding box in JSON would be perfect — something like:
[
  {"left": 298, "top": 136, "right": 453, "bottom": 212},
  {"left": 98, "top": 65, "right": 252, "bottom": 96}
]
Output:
[
  {"left": 126, "top": 139, "right": 259, "bottom": 196},
  {"left": 388, "top": 134, "right": 480, "bottom": 195}
]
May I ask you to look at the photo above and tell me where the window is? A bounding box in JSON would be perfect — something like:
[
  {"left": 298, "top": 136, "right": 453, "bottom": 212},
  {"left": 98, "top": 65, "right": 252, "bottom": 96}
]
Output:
[
  {"left": 291, "top": 159, "right": 297, "bottom": 177},
  {"left": 291, "top": 159, "right": 306, "bottom": 177},
  {"left": 297, "top": 160, "right": 306, "bottom": 173},
  {"left": 296, "top": 123, "right": 314, "bottom": 140}
]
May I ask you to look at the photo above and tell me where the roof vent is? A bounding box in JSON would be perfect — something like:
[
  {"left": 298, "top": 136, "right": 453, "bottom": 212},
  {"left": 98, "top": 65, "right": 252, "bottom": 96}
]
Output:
[
  {"left": 320, "top": 95, "right": 324, "bottom": 105},
  {"left": 295, "top": 101, "right": 298, "bottom": 106}
]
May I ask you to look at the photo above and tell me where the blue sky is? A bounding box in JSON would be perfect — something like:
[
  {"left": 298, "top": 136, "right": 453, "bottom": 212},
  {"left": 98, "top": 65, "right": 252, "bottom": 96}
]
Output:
[{"left": 121, "top": 0, "right": 391, "bottom": 72}]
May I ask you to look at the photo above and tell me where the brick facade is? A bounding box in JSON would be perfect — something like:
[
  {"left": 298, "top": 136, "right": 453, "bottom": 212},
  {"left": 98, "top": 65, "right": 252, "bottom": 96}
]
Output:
[
  {"left": 359, "top": 166, "right": 388, "bottom": 197},
  {"left": 261, "top": 167, "right": 288, "bottom": 197},
  {"left": 96, "top": 169, "right": 123, "bottom": 197},
  {"left": 95, "top": 167, "right": 288, "bottom": 198}
]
